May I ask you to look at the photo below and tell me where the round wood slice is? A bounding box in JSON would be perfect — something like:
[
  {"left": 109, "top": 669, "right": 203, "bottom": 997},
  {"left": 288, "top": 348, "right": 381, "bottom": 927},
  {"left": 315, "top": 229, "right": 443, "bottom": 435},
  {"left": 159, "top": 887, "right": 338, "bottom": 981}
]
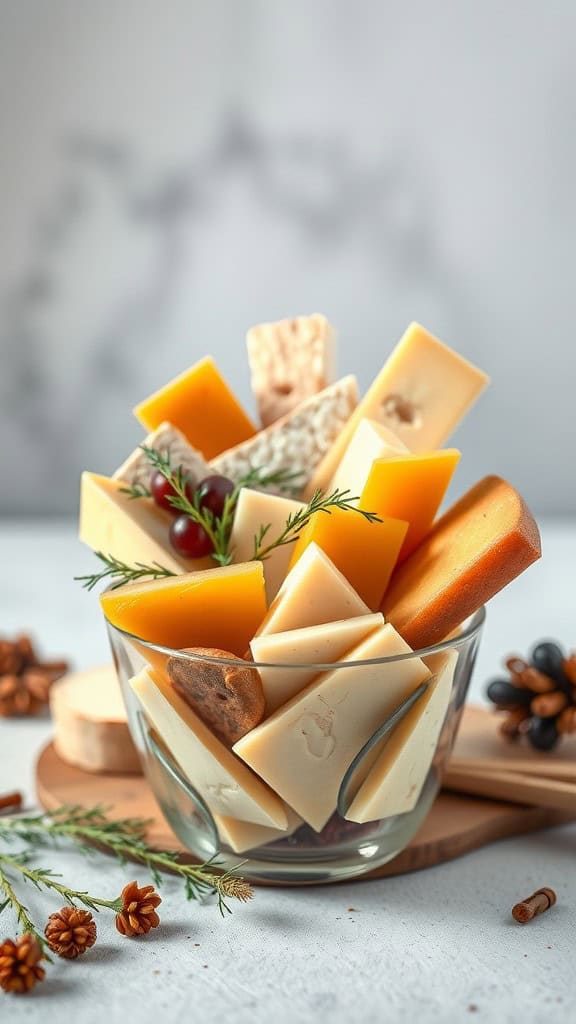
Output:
[{"left": 35, "top": 742, "right": 573, "bottom": 883}]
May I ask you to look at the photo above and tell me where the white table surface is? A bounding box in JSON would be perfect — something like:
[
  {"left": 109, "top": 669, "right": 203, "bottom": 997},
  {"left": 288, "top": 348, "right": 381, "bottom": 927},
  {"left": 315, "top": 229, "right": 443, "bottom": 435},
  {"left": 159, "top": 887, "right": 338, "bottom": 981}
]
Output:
[{"left": 0, "top": 519, "right": 574, "bottom": 1023}]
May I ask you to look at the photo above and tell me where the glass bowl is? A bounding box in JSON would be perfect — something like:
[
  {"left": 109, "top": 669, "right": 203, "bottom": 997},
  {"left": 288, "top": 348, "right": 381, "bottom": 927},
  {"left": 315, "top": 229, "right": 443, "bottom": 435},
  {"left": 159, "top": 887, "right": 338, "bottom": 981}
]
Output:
[{"left": 105, "top": 609, "right": 485, "bottom": 884}]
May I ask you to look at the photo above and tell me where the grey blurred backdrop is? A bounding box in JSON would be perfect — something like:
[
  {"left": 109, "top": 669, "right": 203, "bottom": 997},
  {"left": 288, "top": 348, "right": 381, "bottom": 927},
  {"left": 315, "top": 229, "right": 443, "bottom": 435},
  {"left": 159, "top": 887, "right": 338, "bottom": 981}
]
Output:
[{"left": 1, "top": 0, "right": 575, "bottom": 517}]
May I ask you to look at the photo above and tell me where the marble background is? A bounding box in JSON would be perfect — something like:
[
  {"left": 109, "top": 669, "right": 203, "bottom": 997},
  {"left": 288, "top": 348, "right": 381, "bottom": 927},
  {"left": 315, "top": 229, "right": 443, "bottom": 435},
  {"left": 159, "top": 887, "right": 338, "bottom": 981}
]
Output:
[{"left": 1, "top": 1, "right": 575, "bottom": 516}]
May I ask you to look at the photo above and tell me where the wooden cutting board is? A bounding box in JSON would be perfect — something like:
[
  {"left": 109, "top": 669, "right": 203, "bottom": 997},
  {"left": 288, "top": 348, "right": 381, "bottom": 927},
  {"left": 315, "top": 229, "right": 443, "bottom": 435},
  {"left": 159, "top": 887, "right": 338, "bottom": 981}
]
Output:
[{"left": 35, "top": 737, "right": 574, "bottom": 883}]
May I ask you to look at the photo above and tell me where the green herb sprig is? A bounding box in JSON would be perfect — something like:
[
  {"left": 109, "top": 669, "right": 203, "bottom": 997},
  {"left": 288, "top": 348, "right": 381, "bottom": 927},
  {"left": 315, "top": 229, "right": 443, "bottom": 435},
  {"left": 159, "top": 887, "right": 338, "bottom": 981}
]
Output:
[
  {"left": 0, "top": 805, "right": 253, "bottom": 923},
  {"left": 252, "top": 488, "right": 382, "bottom": 560},
  {"left": 139, "top": 446, "right": 302, "bottom": 566},
  {"left": 75, "top": 553, "right": 177, "bottom": 592}
]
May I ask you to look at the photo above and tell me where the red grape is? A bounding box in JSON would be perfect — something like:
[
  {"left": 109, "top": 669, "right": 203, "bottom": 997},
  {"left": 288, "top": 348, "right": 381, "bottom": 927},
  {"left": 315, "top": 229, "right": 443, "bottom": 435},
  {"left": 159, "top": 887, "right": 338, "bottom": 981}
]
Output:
[
  {"left": 170, "top": 515, "right": 214, "bottom": 558},
  {"left": 196, "top": 475, "right": 235, "bottom": 519},
  {"left": 150, "top": 470, "right": 194, "bottom": 514}
]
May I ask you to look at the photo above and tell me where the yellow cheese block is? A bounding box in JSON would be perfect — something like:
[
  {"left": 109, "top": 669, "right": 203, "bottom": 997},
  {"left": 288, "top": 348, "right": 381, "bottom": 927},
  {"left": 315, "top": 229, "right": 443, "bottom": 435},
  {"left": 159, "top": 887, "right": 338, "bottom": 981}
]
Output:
[
  {"left": 328, "top": 418, "right": 408, "bottom": 497},
  {"left": 229, "top": 488, "right": 305, "bottom": 603},
  {"left": 133, "top": 356, "right": 256, "bottom": 459},
  {"left": 233, "top": 623, "right": 430, "bottom": 832},
  {"left": 344, "top": 649, "right": 457, "bottom": 823},
  {"left": 287, "top": 508, "right": 408, "bottom": 610},
  {"left": 79, "top": 471, "right": 204, "bottom": 574},
  {"left": 131, "top": 668, "right": 287, "bottom": 828},
  {"left": 305, "top": 322, "right": 488, "bottom": 497},
  {"left": 215, "top": 804, "right": 303, "bottom": 854},
  {"left": 250, "top": 613, "right": 385, "bottom": 714},
  {"left": 360, "top": 449, "right": 461, "bottom": 562},
  {"left": 255, "top": 542, "right": 371, "bottom": 637},
  {"left": 100, "top": 562, "right": 267, "bottom": 657}
]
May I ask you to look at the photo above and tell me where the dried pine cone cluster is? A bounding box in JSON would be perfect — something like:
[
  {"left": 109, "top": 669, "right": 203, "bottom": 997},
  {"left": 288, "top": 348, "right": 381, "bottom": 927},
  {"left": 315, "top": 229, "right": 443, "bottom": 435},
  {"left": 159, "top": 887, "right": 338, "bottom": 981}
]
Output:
[
  {"left": 45, "top": 907, "right": 97, "bottom": 959},
  {"left": 0, "top": 635, "right": 68, "bottom": 717},
  {"left": 0, "top": 935, "right": 46, "bottom": 994},
  {"left": 487, "top": 640, "right": 576, "bottom": 751}
]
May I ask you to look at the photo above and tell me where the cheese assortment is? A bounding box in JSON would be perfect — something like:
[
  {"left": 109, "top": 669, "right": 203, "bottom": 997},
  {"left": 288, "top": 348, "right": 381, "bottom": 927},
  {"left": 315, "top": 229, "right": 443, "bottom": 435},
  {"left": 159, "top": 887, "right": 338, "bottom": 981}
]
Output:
[{"left": 78, "top": 313, "right": 542, "bottom": 855}]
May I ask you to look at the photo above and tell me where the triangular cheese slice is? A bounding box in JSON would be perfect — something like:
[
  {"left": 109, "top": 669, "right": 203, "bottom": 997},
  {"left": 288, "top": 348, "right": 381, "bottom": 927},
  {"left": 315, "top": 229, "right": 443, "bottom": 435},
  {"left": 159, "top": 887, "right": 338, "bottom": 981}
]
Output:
[
  {"left": 256, "top": 543, "right": 371, "bottom": 637},
  {"left": 79, "top": 471, "right": 205, "bottom": 574},
  {"left": 250, "top": 613, "right": 384, "bottom": 714},
  {"left": 215, "top": 804, "right": 303, "bottom": 854},
  {"left": 131, "top": 668, "right": 287, "bottom": 829},
  {"left": 233, "top": 624, "right": 430, "bottom": 831},
  {"left": 345, "top": 649, "right": 457, "bottom": 823}
]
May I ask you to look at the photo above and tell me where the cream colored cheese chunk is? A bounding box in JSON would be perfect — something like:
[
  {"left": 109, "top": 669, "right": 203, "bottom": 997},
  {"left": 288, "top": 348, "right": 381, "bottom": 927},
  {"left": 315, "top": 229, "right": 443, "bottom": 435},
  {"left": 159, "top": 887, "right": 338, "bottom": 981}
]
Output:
[
  {"left": 79, "top": 472, "right": 210, "bottom": 574},
  {"left": 247, "top": 313, "right": 336, "bottom": 427},
  {"left": 345, "top": 649, "right": 457, "bottom": 823},
  {"left": 229, "top": 489, "right": 305, "bottom": 602},
  {"left": 328, "top": 418, "right": 408, "bottom": 498},
  {"left": 255, "top": 543, "right": 371, "bottom": 638},
  {"left": 305, "top": 323, "right": 489, "bottom": 498},
  {"left": 113, "top": 421, "right": 210, "bottom": 490},
  {"left": 130, "top": 668, "right": 287, "bottom": 829},
  {"left": 250, "top": 613, "right": 384, "bottom": 714},
  {"left": 215, "top": 804, "right": 303, "bottom": 854},
  {"left": 210, "top": 376, "right": 358, "bottom": 495},
  {"left": 50, "top": 666, "right": 141, "bottom": 774},
  {"left": 233, "top": 624, "right": 430, "bottom": 832}
]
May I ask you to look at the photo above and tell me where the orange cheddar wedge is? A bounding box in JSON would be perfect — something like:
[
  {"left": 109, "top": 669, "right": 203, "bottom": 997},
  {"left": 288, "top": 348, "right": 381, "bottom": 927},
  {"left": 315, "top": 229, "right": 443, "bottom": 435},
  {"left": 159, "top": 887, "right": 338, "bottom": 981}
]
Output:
[
  {"left": 383, "top": 476, "right": 541, "bottom": 649},
  {"left": 133, "top": 356, "right": 256, "bottom": 459},
  {"left": 100, "top": 562, "right": 267, "bottom": 657},
  {"left": 288, "top": 508, "right": 408, "bottom": 610},
  {"left": 360, "top": 449, "right": 460, "bottom": 562}
]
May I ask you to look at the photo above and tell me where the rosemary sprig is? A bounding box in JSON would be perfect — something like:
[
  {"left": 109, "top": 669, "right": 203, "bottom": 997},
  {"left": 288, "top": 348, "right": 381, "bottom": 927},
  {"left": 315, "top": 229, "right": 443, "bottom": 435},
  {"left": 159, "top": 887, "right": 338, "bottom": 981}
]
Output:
[
  {"left": 75, "top": 552, "right": 176, "bottom": 592},
  {"left": 0, "top": 805, "right": 253, "bottom": 917},
  {"left": 0, "top": 851, "right": 123, "bottom": 914},
  {"left": 118, "top": 481, "right": 152, "bottom": 500},
  {"left": 0, "top": 860, "right": 49, "bottom": 954},
  {"left": 252, "top": 488, "right": 382, "bottom": 560}
]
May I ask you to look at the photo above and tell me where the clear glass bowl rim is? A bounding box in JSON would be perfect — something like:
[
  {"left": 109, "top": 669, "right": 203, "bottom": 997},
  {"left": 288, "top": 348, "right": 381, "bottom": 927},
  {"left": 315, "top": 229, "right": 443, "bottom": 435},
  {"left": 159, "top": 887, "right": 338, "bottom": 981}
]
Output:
[{"left": 104, "top": 604, "right": 486, "bottom": 671}]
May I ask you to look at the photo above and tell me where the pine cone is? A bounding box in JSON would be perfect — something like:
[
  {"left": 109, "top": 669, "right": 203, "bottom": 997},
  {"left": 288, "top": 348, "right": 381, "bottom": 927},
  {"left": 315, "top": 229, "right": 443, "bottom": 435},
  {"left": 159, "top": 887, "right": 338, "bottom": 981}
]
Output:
[
  {"left": 45, "top": 906, "right": 97, "bottom": 959},
  {"left": 115, "top": 881, "right": 161, "bottom": 938},
  {"left": 0, "top": 635, "right": 68, "bottom": 718},
  {"left": 487, "top": 640, "right": 576, "bottom": 751},
  {"left": 0, "top": 934, "right": 45, "bottom": 994}
]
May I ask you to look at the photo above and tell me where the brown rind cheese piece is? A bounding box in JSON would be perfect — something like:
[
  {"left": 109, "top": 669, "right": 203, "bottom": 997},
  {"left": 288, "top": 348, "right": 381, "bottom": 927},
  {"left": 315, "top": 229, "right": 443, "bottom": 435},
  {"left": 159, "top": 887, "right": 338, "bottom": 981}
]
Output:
[
  {"left": 247, "top": 313, "right": 336, "bottom": 426},
  {"left": 382, "top": 476, "right": 541, "bottom": 649},
  {"left": 166, "top": 647, "right": 265, "bottom": 746}
]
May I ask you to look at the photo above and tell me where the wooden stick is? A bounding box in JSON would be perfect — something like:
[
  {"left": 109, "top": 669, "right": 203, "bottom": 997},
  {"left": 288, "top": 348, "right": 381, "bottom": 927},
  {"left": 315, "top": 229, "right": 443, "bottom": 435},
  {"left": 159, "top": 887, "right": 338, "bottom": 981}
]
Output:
[
  {"left": 0, "top": 791, "right": 23, "bottom": 814},
  {"left": 443, "top": 767, "right": 576, "bottom": 813}
]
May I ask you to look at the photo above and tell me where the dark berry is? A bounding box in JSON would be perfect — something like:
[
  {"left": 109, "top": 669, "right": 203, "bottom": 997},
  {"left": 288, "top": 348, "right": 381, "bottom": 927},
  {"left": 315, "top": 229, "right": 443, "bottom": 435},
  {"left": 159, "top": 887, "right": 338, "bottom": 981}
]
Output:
[
  {"left": 531, "top": 641, "right": 571, "bottom": 693},
  {"left": 527, "top": 715, "right": 559, "bottom": 752},
  {"left": 196, "top": 475, "right": 235, "bottom": 519},
  {"left": 170, "top": 516, "right": 214, "bottom": 558},
  {"left": 486, "top": 679, "right": 532, "bottom": 708}
]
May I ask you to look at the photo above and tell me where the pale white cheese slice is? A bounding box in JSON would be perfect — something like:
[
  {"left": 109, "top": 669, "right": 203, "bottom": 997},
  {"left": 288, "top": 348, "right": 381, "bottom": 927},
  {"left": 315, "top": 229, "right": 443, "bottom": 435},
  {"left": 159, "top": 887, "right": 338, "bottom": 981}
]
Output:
[
  {"left": 79, "top": 471, "right": 211, "bottom": 574},
  {"left": 215, "top": 804, "right": 303, "bottom": 854},
  {"left": 113, "top": 421, "right": 210, "bottom": 490},
  {"left": 233, "top": 624, "right": 430, "bottom": 832},
  {"left": 328, "top": 418, "right": 408, "bottom": 499},
  {"left": 250, "top": 613, "right": 384, "bottom": 714},
  {"left": 210, "top": 376, "right": 359, "bottom": 494},
  {"left": 130, "top": 668, "right": 287, "bottom": 829},
  {"left": 255, "top": 542, "right": 371, "bottom": 638},
  {"left": 345, "top": 649, "right": 457, "bottom": 823},
  {"left": 50, "top": 665, "right": 141, "bottom": 774},
  {"left": 229, "top": 488, "right": 305, "bottom": 603}
]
